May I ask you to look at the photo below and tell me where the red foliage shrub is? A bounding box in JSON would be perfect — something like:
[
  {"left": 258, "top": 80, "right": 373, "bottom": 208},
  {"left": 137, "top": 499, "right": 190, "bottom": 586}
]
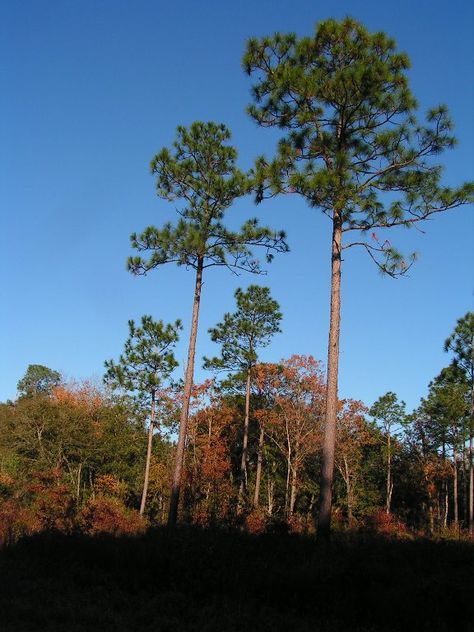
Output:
[
  {"left": 26, "top": 470, "right": 76, "bottom": 533},
  {"left": 245, "top": 510, "right": 267, "bottom": 535},
  {"left": 94, "top": 474, "right": 127, "bottom": 499},
  {"left": 79, "top": 497, "right": 146, "bottom": 536},
  {"left": 287, "top": 513, "right": 313, "bottom": 535},
  {"left": 363, "top": 510, "right": 411, "bottom": 538},
  {"left": 0, "top": 500, "right": 38, "bottom": 546}
]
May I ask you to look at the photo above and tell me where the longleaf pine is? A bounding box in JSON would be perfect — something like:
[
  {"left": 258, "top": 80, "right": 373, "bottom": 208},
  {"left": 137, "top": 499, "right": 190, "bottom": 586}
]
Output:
[
  {"left": 243, "top": 17, "right": 473, "bottom": 540},
  {"left": 204, "top": 285, "right": 282, "bottom": 509},
  {"left": 128, "top": 122, "right": 288, "bottom": 526},
  {"left": 104, "top": 316, "right": 181, "bottom": 515}
]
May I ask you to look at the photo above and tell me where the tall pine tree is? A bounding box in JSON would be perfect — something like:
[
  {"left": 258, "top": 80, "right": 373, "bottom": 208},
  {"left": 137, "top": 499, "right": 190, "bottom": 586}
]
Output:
[
  {"left": 243, "top": 17, "right": 473, "bottom": 539},
  {"left": 204, "top": 285, "right": 282, "bottom": 509},
  {"left": 445, "top": 312, "right": 474, "bottom": 533},
  {"left": 104, "top": 316, "right": 181, "bottom": 516},
  {"left": 128, "top": 122, "right": 288, "bottom": 525}
]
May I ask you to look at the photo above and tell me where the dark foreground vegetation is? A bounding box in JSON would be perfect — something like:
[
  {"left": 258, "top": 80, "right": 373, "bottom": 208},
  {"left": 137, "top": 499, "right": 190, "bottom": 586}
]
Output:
[{"left": 0, "top": 528, "right": 472, "bottom": 632}]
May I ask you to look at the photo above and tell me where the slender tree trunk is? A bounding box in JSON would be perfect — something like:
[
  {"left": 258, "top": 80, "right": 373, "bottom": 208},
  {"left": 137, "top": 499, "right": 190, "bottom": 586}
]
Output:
[
  {"left": 253, "top": 422, "right": 265, "bottom": 507},
  {"left": 140, "top": 391, "right": 156, "bottom": 516},
  {"left": 453, "top": 441, "right": 459, "bottom": 529},
  {"left": 267, "top": 477, "right": 274, "bottom": 516},
  {"left": 89, "top": 469, "right": 95, "bottom": 500},
  {"left": 317, "top": 215, "right": 342, "bottom": 541},
  {"left": 76, "top": 462, "right": 82, "bottom": 501},
  {"left": 462, "top": 443, "right": 468, "bottom": 526},
  {"left": 386, "top": 432, "right": 392, "bottom": 514},
  {"left": 469, "top": 433, "right": 473, "bottom": 536},
  {"left": 238, "top": 367, "right": 252, "bottom": 512},
  {"left": 289, "top": 463, "right": 298, "bottom": 516},
  {"left": 343, "top": 456, "right": 353, "bottom": 527},
  {"left": 168, "top": 258, "right": 204, "bottom": 527}
]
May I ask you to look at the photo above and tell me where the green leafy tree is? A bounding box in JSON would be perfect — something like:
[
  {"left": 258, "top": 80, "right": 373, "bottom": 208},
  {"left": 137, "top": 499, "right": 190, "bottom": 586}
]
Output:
[
  {"left": 204, "top": 285, "right": 282, "bottom": 509},
  {"left": 243, "top": 17, "right": 473, "bottom": 539},
  {"left": 104, "top": 316, "right": 181, "bottom": 515},
  {"left": 370, "top": 392, "right": 406, "bottom": 515},
  {"left": 17, "top": 365, "right": 62, "bottom": 398},
  {"left": 128, "top": 122, "right": 288, "bottom": 526},
  {"left": 445, "top": 312, "right": 474, "bottom": 534}
]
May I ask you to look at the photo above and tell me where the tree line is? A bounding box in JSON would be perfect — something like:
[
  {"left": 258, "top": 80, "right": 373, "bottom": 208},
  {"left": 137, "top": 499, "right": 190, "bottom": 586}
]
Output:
[{"left": 1, "top": 311, "right": 472, "bottom": 542}]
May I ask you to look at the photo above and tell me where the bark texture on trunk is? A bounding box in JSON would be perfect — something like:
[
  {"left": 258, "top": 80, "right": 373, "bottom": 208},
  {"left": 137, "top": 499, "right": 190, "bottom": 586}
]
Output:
[
  {"left": 168, "top": 259, "right": 203, "bottom": 527},
  {"left": 140, "top": 391, "right": 156, "bottom": 516},
  {"left": 238, "top": 368, "right": 252, "bottom": 512},
  {"left": 317, "top": 216, "right": 342, "bottom": 541},
  {"left": 253, "top": 423, "right": 265, "bottom": 507}
]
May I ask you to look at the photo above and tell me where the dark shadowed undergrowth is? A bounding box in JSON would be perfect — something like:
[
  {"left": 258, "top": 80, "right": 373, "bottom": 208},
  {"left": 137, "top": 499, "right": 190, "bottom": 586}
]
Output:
[{"left": 0, "top": 528, "right": 472, "bottom": 632}]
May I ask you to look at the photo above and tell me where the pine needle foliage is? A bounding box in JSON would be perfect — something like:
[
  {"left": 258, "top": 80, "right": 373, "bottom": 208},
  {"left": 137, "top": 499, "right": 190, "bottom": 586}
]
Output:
[
  {"left": 128, "top": 122, "right": 288, "bottom": 276},
  {"left": 243, "top": 17, "right": 473, "bottom": 275},
  {"left": 204, "top": 285, "right": 282, "bottom": 376},
  {"left": 104, "top": 316, "right": 181, "bottom": 397},
  {"left": 127, "top": 122, "right": 288, "bottom": 526}
]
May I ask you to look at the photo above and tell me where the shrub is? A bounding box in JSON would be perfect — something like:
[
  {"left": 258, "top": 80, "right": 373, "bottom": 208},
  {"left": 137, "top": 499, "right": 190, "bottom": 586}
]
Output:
[{"left": 79, "top": 497, "right": 146, "bottom": 536}]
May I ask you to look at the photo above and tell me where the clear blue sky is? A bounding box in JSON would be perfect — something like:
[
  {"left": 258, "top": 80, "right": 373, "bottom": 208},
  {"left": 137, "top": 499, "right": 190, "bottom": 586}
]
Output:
[{"left": 1, "top": 0, "right": 473, "bottom": 411}]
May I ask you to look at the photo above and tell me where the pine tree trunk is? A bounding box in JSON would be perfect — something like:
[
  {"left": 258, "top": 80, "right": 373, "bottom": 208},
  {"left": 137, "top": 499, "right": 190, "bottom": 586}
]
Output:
[
  {"left": 168, "top": 258, "right": 204, "bottom": 527},
  {"left": 469, "top": 433, "right": 473, "bottom": 536},
  {"left": 140, "top": 391, "right": 156, "bottom": 516},
  {"left": 453, "top": 441, "right": 459, "bottom": 529},
  {"left": 253, "top": 422, "right": 265, "bottom": 508},
  {"left": 386, "top": 432, "right": 392, "bottom": 514},
  {"left": 317, "top": 215, "right": 342, "bottom": 541},
  {"left": 462, "top": 443, "right": 468, "bottom": 527},
  {"left": 238, "top": 367, "right": 252, "bottom": 512}
]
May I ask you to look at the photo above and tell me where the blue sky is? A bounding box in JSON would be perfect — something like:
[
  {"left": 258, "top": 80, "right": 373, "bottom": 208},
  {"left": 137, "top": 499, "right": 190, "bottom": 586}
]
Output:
[{"left": 1, "top": 0, "right": 473, "bottom": 411}]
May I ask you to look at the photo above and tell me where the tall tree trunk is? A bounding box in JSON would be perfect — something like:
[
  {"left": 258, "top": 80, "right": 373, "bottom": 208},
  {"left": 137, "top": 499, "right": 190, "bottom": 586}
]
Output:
[
  {"left": 289, "top": 463, "right": 298, "bottom": 516},
  {"left": 453, "top": 440, "right": 459, "bottom": 529},
  {"left": 469, "top": 433, "right": 473, "bottom": 536},
  {"left": 317, "top": 215, "right": 342, "bottom": 541},
  {"left": 238, "top": 367, "right": 252, "bottom": 512},
  {"left": 442, "top": 441, "right": 448, "bottom": 528},
  {"left": 469, "top": 377, "right": 474, "bottom": 536},
  {"left": 168, "top": 258, "right": 204, "bottom": 527},
  {"left": 76, "top": 462, "right": 82, "bottom": 501},
  {"left": 267, "top": 476, "right": 274, "bottom": 516},
  {"left": 386, "top": 432, "right": 392, "bottom": 514},
  {"left": 253, "top": 422, "right": 265, "bottom": 507},
  {"left": 343, "top": 456, "right": 353, "bottom": 527},
  {"left": 462, "top": 442, "right": 468, "bottom": 526},
  {"left": 140, "top": 391, "right": 156, "bottom": 516}
]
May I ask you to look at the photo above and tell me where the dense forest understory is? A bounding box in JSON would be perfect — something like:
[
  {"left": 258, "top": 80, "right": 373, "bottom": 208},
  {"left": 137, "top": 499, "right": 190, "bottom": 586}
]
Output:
[{"left": 0, "top": 528, "right": 472, "bottom": 632}]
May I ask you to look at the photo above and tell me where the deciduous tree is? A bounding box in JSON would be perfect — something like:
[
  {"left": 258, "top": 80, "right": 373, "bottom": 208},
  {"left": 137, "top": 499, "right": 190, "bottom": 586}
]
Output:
[{"left": 17, "top": 365, "right": 61, "bottom": 399}]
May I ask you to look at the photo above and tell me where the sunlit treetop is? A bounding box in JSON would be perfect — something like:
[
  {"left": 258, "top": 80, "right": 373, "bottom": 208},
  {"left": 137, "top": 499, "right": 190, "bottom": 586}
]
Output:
[
  {"left": 243, "top": 17, "right": 473, "bottom": 276},
  {"left": 128, "top": 121, "right": 288, "bottom": 276}
]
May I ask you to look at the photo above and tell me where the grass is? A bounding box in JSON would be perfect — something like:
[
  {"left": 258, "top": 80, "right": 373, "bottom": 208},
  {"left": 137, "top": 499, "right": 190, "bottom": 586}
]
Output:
[{"left": 0, "top": 527, "right": 472, "bottom": 631}]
